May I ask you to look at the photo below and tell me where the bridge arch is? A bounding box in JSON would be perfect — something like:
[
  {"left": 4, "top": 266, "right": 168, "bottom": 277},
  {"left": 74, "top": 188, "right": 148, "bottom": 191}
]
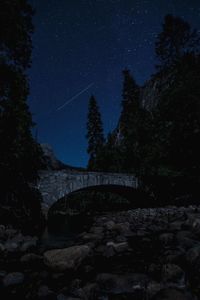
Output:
[{"left": 38, "top": 170, "right": 138, "bottom": 215}]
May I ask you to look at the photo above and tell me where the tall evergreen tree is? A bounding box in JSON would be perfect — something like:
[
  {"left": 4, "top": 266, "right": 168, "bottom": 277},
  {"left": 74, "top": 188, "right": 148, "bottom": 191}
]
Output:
[
  {"left": 86, "top": 95, "right": 104, "bottom": 170},
  {"left": 119, "top": 69, "right": 141, "bottom": 173},
  {"left": 95, "top": 131, "right": 123, "bottom": 172},
  {"left": 0, "top": 0, "right": 43, "bottom": 230}
]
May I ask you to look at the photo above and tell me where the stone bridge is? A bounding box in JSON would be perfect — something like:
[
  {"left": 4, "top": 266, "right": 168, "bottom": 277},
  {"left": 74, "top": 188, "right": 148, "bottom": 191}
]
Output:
[{"left": 38, "top": 170, "right": 138, "bottom": 214}]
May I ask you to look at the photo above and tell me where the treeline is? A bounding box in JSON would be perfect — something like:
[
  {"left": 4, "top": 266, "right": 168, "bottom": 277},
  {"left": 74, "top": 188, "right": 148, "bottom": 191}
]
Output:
[
  {"left": 0, "top": 1, "right": 44, "bottom": 230},
  {"left": 86, "top": 15, "right": 200, "bottom": 184}
]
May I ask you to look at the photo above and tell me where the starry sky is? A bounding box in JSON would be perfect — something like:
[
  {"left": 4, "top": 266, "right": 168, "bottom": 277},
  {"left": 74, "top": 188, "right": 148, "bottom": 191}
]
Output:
[{"left": 29, "top": 0, "right": 200, "bottom": 168}]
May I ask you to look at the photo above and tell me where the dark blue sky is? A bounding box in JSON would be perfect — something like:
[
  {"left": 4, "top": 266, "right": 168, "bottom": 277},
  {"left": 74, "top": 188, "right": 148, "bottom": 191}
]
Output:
[{"left": 29, "top": 0, "right": 200, "bottom": 167}]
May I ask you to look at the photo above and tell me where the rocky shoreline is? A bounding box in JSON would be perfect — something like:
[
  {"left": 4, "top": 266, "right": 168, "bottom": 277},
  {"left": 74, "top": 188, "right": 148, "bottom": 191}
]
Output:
[{"left": 1, "top": 206, "right": 200, "bottom": 299}]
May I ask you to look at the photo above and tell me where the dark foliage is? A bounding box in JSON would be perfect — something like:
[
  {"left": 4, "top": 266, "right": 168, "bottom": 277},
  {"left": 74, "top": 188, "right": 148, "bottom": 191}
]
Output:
[
  {"left": 87, "top": 15, "right": 200, "bottom": 203},
  {"left": 86, "top": 95, "right": 105, "bottom": 170},
  {"left": 0, "top": 0, "right": 44, "bottom": 230},
  {"left": 155, "top": 14, "right": 200, "bottom": 70}
]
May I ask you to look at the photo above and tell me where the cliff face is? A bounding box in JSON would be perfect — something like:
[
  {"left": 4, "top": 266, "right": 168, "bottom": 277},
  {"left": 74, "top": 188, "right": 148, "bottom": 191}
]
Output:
[
  {"left": 41, "top": 144, "right": 67, "bottom": 170},
  {"left": 141, "top": 78, "right": 160, "bottom": 111},
  {"left": 141, "top": 70, "right": 175, "bottom": 111},
  {"left": 40, "top": 144, "right": 84, "bottom": 171}
]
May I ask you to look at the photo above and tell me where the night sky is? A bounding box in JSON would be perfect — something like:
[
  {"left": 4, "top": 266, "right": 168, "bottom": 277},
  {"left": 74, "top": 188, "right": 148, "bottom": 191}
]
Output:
[{"left": 29, "top": 0, "right": 200, "bottom": 168}]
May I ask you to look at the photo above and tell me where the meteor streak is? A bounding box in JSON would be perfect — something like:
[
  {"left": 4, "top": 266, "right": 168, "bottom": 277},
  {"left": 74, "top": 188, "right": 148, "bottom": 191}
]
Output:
[{"left": 56, "top": 82, "right": 94, "bottom": 111}]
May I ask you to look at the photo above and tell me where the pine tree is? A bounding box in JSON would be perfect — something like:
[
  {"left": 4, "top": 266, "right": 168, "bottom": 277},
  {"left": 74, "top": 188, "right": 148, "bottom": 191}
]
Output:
[
  {"left": 119, "top": 69, "right": 140, "bottom": 173},
  {"left": 0, "top": 0, "right": 44, "bottom": 230},
  {"left": 86, "top": 95, "right": 104, "bottom": 170}
]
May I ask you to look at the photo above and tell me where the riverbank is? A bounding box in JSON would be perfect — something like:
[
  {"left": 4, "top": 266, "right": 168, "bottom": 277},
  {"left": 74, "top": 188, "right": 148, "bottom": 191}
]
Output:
[{"left": 1, "top": 206, "right": 200, "bottom": 299}]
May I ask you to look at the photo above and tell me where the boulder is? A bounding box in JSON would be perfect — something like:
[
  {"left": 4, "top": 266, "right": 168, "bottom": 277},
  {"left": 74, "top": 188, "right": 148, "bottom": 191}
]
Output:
[
  {"left": 57, "top": 294, "right": 68, "bottom": 300},
  {"left": 44, "top": 245, "right": 90, "bottom": 272},
  {"left": 83, "top": 283, "right": 98, "bottom": 299},
  {"left": 191, "top": 217, "right": 200, "bottom": 235},
  {"left": 97, "top": 273, "right": 148, "bottom": 294},
  {"left": 5, "top": 228, "right": 17, "bottom": 238},
  {"left": 147, "top": 281, "right": 163, "bottom": 298},
  {"left": 114, "top": 222, "right": 132, "bottom": 236},
  {"left": 0, "top": 242, "right": 5, "bottom": 252},
  {"left": 104, "top": 220, "right": 115, "bottom": 230},
  {"left": 81, "top": 233, "right": 102, "bottom": 242},
  {"left": 186, "top": 246, "right": 200, "bottom": 266},
  {"left": 0, "top": 225, "right": 5, "bottom": 239},
  {"left": 21, "top": 236, "right": 38, "bottom": 252},
  {"left": 162, "top": 248, "right": 184, "bottom": 264},
  {"left": 169, "top": 221, "right": 182, "bottom": 232},
  {"left": 38, "top": 285, "right": 54, "bottom": 298},
  {"left": 176, "top": 231, "right": 199, "bottom": 250},
  {"left": 20, "top": 253, "right": 43, "bottom": 264},
  {"left": 90, "top": 226, "right": 104, "bottom": 235},
  {"left": 0, "top": 270, "right": 7, "bottom": 279},
  {"left": 161, "top": 264, "right": 185, "bottom": 283},
  {"left": 106, "top": 241, "right": 129, "bottom": 253},
  {"left": 5, "top": 241, "right": 18, "bottom": 252},
  {"left": 159, "top": 233, "right": 174, "bottom": 246},
  {"left": 3, "top": 272, "right": 24, "bottom": 287},
  {"left": 152, "top": 288, "right": 194, "bottom": 300}
]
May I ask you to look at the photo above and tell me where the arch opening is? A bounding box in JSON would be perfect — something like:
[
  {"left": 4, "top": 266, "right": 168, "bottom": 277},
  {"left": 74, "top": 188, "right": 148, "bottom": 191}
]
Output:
[{"left": 48, "top": 184, "right": 150, "bottom": 219}]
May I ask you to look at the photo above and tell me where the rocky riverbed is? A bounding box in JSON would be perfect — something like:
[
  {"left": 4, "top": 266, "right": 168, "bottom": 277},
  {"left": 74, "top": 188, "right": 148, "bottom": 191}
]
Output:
[{"left": 1, "top": 206, "right": 200, "bottom": 299}]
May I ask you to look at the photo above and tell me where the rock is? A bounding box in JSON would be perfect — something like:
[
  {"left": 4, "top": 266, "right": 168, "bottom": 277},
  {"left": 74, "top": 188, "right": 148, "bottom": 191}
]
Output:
[
  {"left": 44, "top": 245, "right": 90, "bottom": 272},
  {"left": 90, "top": 226, "right": 104, "bottom": 235},
  {"left": 41, "top": 143, "right": 70, "bottom": 170},
  {"left": 186, "top": 246, "right": 200, "bottom": 265},
  {"left": 52, "top": 273, "right": 64, "bottom": 281},
  {"left": 20, "top": 253, "right": 43, "bottom": 264},
  {"left": 39, "top": 271, "right": 49, "bottom": 279},
  {"left": 147, "top": 281, "right": 163, "bottom": 298},
  {"left": 162, "top": 248, "right": 184, "bottom": 264},
  {"left": 152, "top": 288, "right": 194, "bottom": 300},
  {"left": 97, "top": 273, "right": 148, "bottom": 294},
  {"left": 169, "top": 221, "right": 182, "bottom": 231},
  {"left": 82, "top": 233, "right": 102, "bottom": 242},
  {"left": 176, "top": 231, "right": 198, "bottom": 250},
  {"left": 57, "top": 294, "right": 68, "bottom": 300},
  {"left": 148, "top": 264, "right": 161, "bottom": 279},
  {"left": 38, "top": 285, "right": 54, "bottom": 298},
  {"left": 0, "top": 225, "right": 5, "bottom": 239},
  {"left": 10, "top": 233, "right": 24, "bottom": 244},
  {"left": 0, "top": 270, "right": 7, "bottom": 278},
  {"left": 3, "top": 272, "right": 24, "bottom": 287},
  {"left": 83, "top": 283, "right": 98, "bottom": 299},
  {"left": 21, "top": 236, "right": 38, "bottom": 252},
  {"left": 161, "top": 264, "right": 185, "bottom": 283},
  {"left": 5, "top": 241, "right": 19, "bottom": 252},
  {"left": 114, "top": 241, "right": 129, "bottom": 253},
  {"left": 106, "top": 241, "right": 129, "bottom": 253},
  {"left": 104, "top": 242, "right": 115, "bottom": 257},
  {"left": 114, "top": 222, "right": 132, "bottom": 236},
  {"left": 95, "top": 245, "right": 106, "bottom": 254},
  {"left": 115, "top": 235, "right": 127, "bottom": 242},
  {"left": 5, "top": 228, "right": 17, "bottom": 238},
  {"left": 67, "top": 297, "right": 81, "bottom": 300},
  {"left": 0, "top": 242, "right": 5, "bottom": 252},
  {"left": 104, "top": 220, "right": 115, "bottom": 230},
  {"left": 159, "top": 233, "right": 174, "bottom": 246},
  {"left": 191, "top": 217, "right": 200, "bottom": 235}
]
